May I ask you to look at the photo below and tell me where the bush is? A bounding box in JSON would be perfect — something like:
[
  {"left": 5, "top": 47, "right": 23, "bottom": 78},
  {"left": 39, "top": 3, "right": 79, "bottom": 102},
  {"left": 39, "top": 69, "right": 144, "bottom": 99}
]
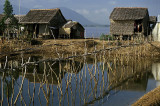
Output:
[
  {"left": 99, "top": 34, "right": 114, "bottom": 41},
  {"left": 31, "top": 39, "right": 42, "bottom": 45}
]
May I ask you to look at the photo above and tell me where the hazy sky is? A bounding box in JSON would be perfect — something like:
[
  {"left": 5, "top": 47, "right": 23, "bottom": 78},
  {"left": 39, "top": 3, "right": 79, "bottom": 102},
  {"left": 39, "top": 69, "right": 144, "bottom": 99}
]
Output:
[{"left": 1, "top": 0, "right": 160, "bottom": 24}]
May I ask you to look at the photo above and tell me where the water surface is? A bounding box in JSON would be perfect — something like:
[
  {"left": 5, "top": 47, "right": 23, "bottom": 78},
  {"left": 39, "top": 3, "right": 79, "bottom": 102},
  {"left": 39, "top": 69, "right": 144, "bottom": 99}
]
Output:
[
  {"left": 0, "top": 54, "right": 158, "bottom": 106},
  {"left": 85, "top": 26, "right": 110, "bottom": 38}
]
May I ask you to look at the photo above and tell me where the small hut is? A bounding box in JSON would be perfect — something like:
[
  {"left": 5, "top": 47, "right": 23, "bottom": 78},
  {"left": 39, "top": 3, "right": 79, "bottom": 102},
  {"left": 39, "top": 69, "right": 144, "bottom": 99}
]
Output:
[
  {"left": 59, "top": 20, "right": 84, "bottom": 39},
  {"left": 20, "top": 8, "right": 67, "bottom": 38},
  {"left": 149, "top": 16, "right": 157, "bottom": 25},
  {"left": 110, "top": 7, "right": 149, "bottom": 40}
]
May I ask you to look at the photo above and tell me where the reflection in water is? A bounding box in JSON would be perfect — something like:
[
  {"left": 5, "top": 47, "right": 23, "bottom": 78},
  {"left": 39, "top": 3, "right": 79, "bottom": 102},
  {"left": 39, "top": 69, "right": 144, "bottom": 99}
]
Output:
[
  {"left": 25, "top": 59, "right": 83, "bottom": 85},
  {"left": 152, "top": 63, "right": 160, "bottom": 87},
  {"left": 0, "top": 54, "right": 155, "bottom": 105}
]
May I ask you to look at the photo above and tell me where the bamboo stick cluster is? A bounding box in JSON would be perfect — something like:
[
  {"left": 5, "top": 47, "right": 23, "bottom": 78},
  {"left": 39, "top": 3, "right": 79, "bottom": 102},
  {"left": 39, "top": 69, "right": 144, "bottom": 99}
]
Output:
[{"left": 0, "top": 42, "right": 152, "bottom": 105}]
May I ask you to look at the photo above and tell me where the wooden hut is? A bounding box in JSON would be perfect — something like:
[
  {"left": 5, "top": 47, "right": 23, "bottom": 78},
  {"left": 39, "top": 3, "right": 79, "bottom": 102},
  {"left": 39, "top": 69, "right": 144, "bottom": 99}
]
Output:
[
  {"left": 110, "top": 7, "right": 149, "bottom": 40},
  {"left": 19, "top": 8, "right": 67, "bottom": 38},
  {"left": 149, "top": 16, "right": 157, "bottom": 24},
  {"left": 59, "top": 20, "right": 84, "bottom": 39}
]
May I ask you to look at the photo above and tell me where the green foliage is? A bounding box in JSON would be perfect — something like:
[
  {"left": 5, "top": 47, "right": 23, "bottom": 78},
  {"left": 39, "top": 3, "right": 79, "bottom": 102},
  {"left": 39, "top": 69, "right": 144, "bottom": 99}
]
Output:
[
  {"left": 3, "top": 0, "right": 18, "bottom": 27},
  {"left": 99, "top": 33, "right": 114, "bottom": 40},
  {"left": 31, "top": 39, "right": 42, "bottom": 45},
  {"left": 11, "top": 16, "right": 19, "bottom": 28},
  {"left": 3, "top": 0, "right": 13, "bottom": 18},
  {"left": 1, "top": 0, "right": 19, "bottom": 37},
  {"left": 0, "top": 17, "right": 6, "bottom": 34}
]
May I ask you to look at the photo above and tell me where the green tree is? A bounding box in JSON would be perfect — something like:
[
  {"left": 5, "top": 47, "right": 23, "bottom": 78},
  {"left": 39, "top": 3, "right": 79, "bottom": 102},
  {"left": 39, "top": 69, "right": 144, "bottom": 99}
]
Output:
[
  {"left": 0, "top": 17, "right": 6, "bottom": 36},
  {"left": 3, "top": 0, "right": 13, "bottom": 19},
  {"left": 2, "top": 0, "right": 19, "bottom": 37}
]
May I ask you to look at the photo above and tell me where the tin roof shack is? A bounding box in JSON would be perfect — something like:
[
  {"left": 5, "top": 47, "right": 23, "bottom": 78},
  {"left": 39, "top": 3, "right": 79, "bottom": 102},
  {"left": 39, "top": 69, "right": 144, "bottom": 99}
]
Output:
[
  {"left": 110, "top": 7, "right": 149, "bottom": 40},
  {"left": 59, "top": 21, "right": 84, "bottom": 39},
  {"left": 20, "top": 8, "right": 67, "bottom": 39}
]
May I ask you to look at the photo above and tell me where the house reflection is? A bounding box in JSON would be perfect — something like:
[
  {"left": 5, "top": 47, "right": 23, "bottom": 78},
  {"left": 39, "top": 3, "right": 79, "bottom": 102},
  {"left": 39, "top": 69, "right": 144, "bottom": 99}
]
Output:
[
  {"left": 114, "top": 73, "right": 148, "bottom": 91},
  {"left": 152, "top": 63, "right": 160, "bottom": 87},
  {"left": 25, "top": 59, "right": 83, "bottom": 85},
  {"left": 0, "top": 56, "right": 83, "bottom": 85},
  {"left": 108, "top": 58, "right": 150, "bottom": 92}
]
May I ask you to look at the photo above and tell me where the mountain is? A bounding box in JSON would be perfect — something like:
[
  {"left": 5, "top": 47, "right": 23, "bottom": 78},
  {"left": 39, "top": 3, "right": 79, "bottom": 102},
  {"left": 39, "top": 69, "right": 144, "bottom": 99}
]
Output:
[
  {"left": 59, "top": 7, "right": 96, "bottom": 26},
  {"left": 0, "top": 5, "right": 96, "bottom": 25}
]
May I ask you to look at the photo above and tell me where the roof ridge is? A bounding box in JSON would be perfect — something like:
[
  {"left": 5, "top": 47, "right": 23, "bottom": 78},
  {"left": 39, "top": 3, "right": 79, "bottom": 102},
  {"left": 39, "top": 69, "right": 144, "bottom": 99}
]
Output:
[
  {"left": 30, "top": 8, "right": 59, "bottom": 11},
  {"left": 115, "top": 7, "right": 148, "bottom": 9}
]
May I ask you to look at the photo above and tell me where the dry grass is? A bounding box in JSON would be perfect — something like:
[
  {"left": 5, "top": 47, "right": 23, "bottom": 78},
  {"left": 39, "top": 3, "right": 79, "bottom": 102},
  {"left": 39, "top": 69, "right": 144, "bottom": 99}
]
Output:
[{"left": 1, "top": 39, "right": 160, "bottom": 59}]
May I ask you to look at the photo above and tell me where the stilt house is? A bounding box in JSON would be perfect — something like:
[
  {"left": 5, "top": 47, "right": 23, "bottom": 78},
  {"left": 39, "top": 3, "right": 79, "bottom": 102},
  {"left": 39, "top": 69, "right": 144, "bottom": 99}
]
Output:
[
  {"left": 20, "top": 8, "right": 67, "bottom": 38},
  {"left": 110, "top": 7, "right": 149, "bottom": 40}
]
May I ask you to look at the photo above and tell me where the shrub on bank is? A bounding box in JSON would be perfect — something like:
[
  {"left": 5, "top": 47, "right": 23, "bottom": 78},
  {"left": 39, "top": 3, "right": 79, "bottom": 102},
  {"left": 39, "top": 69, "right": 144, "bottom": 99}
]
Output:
[
  {"left": 31, "top": 39, "right": 42, "bottom": 45},
  {"left": 99, "top": 34, "right": 114, "bottom": 41}
]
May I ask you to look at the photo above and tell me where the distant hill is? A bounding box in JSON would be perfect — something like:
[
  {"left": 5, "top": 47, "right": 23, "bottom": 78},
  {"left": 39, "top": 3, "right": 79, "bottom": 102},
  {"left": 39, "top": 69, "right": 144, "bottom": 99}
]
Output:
[
  {"left": 59, "top": 7, "right": 96, "bottom": 26},
  {"left": 0, "top": 5, "right": 96, "bottom": 26}
]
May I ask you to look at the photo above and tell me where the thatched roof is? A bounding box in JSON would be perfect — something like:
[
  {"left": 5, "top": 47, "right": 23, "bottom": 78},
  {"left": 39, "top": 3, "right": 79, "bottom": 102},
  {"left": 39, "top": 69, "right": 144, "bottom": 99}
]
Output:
[
  {"left": 63, "top": 20, "right": 84, "bottom": 30},
  {"left": 63, "top": 21, "right": 78, "bottom": 28},
  {"left": 110, "top": 7, "right": 149, "bottom": 20},
  {"left": 14, "top": 15, "right": 25, "bottom": 22},
  {"left": 20, "top": 8, "right": 67, "bottom": 26},
  {"left": 4, "top": 15, "right": 22, "bottom": 25},
  {"left": 149, "top": 16, "right": 157, "bottom": 23}
]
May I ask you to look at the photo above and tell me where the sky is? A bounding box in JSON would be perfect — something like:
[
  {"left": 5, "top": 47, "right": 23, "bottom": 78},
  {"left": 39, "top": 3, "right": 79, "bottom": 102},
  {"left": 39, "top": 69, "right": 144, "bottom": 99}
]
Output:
[{"left": 1, "top": 0, "right": 160, "bottom": 24}]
